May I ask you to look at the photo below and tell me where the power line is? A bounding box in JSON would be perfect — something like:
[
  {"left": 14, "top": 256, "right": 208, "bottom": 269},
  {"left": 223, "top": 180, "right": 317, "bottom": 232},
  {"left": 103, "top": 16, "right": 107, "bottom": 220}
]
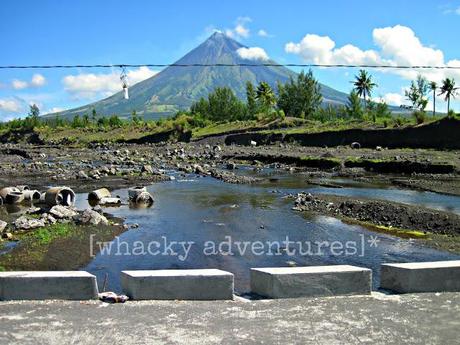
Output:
[{"left": 0, "top": 63, "right": 459, "bottom": 70}]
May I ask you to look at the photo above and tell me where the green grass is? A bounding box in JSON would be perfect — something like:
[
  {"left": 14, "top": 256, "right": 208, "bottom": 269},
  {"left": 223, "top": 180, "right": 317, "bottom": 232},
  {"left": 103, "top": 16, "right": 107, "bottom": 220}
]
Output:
[{"left": 25, "top": 223, "right": 75, "bottom": 245}]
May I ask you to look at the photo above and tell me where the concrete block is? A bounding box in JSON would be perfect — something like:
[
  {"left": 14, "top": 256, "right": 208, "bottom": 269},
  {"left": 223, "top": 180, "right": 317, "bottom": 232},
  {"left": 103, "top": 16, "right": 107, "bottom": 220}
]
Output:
[
  {"left": 381, "top": 260, "right": 460, "bottom": 293},
  {"left": 0, "top": 271, "right": 98, "bottom": 300},
  {"left": 121, "top": 269, "right": 234, "bottom": 300},
  {"left": 250, "top": 265, "right": 372, "bottom": 298}
]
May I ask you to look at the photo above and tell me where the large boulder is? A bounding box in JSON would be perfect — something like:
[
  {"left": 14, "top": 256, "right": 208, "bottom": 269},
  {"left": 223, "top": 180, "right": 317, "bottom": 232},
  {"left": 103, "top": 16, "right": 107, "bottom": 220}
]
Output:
[
  {"left": 49, "top": 205, "right": 78, "bottom": 219},
  {"left": 77, "top": 209, "right": 109, "bottom": 226}
]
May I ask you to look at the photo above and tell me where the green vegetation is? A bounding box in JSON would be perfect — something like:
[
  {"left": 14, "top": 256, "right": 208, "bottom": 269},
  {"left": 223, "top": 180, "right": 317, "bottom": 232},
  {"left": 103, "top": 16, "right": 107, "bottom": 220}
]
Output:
[
  {"left": 352, "top": 69, "right": 377, "bottom": 108},
  {"left": 439, "top": 77, "right": 458, "bottom": 113},
  {"left": 30, "top": 223, "right": 74, "bottom": 245},
  {"left": 277, "top": 70, "right": 322, "bottom": 118},
  {"left": 0, "top": 71, "right": 457, "bottom": 144}
]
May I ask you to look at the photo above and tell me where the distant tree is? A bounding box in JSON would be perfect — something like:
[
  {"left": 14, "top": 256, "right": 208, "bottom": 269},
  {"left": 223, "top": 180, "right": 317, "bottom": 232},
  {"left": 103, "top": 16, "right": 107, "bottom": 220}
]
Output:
[
  {"left": 190, "top": 97, "right": 209, "bottom": 117},
  {"left": 71, "top": 115, "right": 83, "bottom": 128},
  {"left": 277, "top": 69, "right": 323, "bottom": 118},
  {"left": 91, "top": 109, "right": 97, "bottom": 122},
  {"left": 439, "top": 78, "right": 458, "bottom": 114},
  {"left": 131, "top": 110, "right": 138, "bottom": 123},
  {"left": 29, "top": 104, "right": 40, "bottom": 118},
  {"left": 24, "top": 104, "right": 41, "bottom": 128},
  {"left": 345, "top": 90, "right": 363, "bottom": 119},
  {"left": 352, "top": 70, "right": 377, "bottom": 107},
  {"left": 108, "top": 115, "right": 123, "bottom": 127},
  {"left": 190, "top": 87, "right": 245, "bottom": 121},
  {"left": 256, "top": 82, "right": 276, "bottom": 113},
  {"left": 246, "top": 81, "right": 258, "bottom": 118},
  {"left": 82, "top": 114, "right": 90, "bottom": 127},
  {"left": 374, "top": 101, "right": 392, "bottom": 119},
  {"left": 405, "top": 75, "right": 429, "bottom": 111},
  {"left": 429, "top": 81, "right": 437, "bottom": 116}
]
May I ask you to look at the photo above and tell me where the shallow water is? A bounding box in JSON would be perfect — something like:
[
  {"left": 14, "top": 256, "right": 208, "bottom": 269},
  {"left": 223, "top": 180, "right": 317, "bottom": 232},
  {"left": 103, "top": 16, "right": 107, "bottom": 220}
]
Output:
[{"left": 76, "top": 170, "right": 460, "bottom": 293}]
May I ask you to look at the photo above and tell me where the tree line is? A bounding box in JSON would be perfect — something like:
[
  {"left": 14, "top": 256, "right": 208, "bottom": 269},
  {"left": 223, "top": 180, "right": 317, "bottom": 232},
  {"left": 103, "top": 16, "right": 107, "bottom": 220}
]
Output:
[{"left": 0, "top": 69, "right": 458, "bottom": 132}]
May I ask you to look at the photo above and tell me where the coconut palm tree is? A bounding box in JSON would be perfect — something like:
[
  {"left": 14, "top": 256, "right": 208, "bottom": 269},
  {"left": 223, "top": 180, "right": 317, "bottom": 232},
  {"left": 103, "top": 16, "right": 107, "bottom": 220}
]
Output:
[
  {"left": 352, "top": 70, "right": 377, "bottom": 106},
  {"left": 439, "top": 78, "right": 458, "bottom": 114},
  {"left": 256, "top": 81, "right": 276, "bottom": 112},
  {"left": 429, "top": 81, "right": 437, "bottom": 116}
]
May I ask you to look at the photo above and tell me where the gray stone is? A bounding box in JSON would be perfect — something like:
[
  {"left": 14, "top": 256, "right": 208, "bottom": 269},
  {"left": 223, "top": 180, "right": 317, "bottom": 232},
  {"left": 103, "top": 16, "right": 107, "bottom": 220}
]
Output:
[
  {"left": 49, "top": 205, "right": 78, "bottom": 219},
  {"left": 13, "top": 216, "right": 45, "bottom": 230},
  {"left": 380, "top": 260, "right": 460, "bottom": 293},
  {"left": 77, "top": 209, "right": 109, "bottom": 226},
  {"left": 77, "top": 170, "right": 89, "bottom": 179},
  {"left": 141, "top": 164, "right": 154, "bottom": 174},
  {"left": 250, "top": 265, "right": 372, "bottom": 298},
  {"left": 0, "top": 271, "right": 98, "bottom": 300},
  {"left": 0, "top": 220, "right": 7, "bottom": 232},
  {"left": 121, "top": 269, "right": 234, "bottom": 300}
]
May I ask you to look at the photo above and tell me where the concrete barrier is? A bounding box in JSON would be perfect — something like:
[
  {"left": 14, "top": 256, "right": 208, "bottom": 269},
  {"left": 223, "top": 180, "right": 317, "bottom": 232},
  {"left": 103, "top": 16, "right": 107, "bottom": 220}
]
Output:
[
  {"left": 121, "top": 269, "right": 234, "bottom": 300},
  {"left": 250, "top": 265, "right": 372, "bottom": 298},
  {"left": 0, "top": 271, "right": 98, "bottom": 300},
  {"left": 380, "top": 260, "right": 460, "bottom": 293}
]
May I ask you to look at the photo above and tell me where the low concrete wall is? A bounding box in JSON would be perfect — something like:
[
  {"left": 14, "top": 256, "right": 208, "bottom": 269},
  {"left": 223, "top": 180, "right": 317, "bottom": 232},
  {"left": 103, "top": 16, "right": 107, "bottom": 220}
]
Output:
[
  {"left": 0, "top": 271, "right": 98, "bottom": 300},
  {"left": 380, "top": 260, "right": 460, "bottom": 293},
  {"left": 251, "top": 265, "right": 372, "bottom": 298},
  {"left": 121, "top": 269, "right": 234, "bottom": 300}
]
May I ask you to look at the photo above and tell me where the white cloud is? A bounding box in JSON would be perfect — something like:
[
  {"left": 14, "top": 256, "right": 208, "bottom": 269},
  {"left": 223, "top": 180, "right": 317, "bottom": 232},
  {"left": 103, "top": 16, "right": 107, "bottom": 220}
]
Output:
[
  {"left": 456, "top": 6, "right": 460, "bottom": 15},
  {"left": 257, "top": 29, "right": 273, "bottom": 38},
  {"left": 285, "top": 25, "right": 460, "bottom": 82},
  {"left": 12, "top": 79, "right": 28, "bottom": 90},
  {"left": 377, "top": 93, "right": 406, "bottom": 106},
  {"left": 285, "top": 33, "right": 386, "bottom": 66},
  {"left": 225, "top": 17, "right": 251, "bottom": 39},
  {"left": 31, "top": 74, "right": 46, "bottom": 87},
  {"left": 11, "top": 74, "right": 46, "bottom": 89},
  {"left": 0, "top": 98, "right": 23, "bottom": 113},
  {"left": 62, "top": 66, "right": 158, "bottom": 100},
  {"left": 236, "top": 47, "right": 269, "bottom": 61},
  {"left": 43, "top": 107, "right": 64, "bottom": 114}
]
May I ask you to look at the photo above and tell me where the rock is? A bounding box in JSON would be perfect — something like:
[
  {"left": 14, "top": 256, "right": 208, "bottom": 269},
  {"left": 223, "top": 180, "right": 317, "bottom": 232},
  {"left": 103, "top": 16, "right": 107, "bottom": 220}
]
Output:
[
  {"left": 2, "top": 232, "right": 13, "bottom": 240},
  {"left": 141, "top": 164, "right": 154, "bottom": 174},
  {"left": 77, "top": 170, "right": 89, "bottom": 179},
  {"left": 41, "top": 213, "right": 57, "bottom": 225},
  {"left": 193, "top": 164, "right": 206, "bottom": 174},
  {"left": 77, "top": 209, "right": 109, "bottom": 226},
  {"left": 0, "top": 220, "right": 7, "bottom": 232},
  {"left": 213, "top": 145, "right": 222, "bottom": 152},
  {"left": 351, "top": 142, "right": 361, "bottom": 149},
  {"left": 226, "top": 162, "right": 236, "bottom": 170},
  {"left": 376, "top": 146, "right": 383, "bottom": 151},
  {"left": 250, "top": 140, "right": 257, "bottom": 147},
  {"left": 14, "top": 216, "right": 46, "bottom": 230},
  {"left": 49, "top": 205, "right": 78, "bottom": 219}
]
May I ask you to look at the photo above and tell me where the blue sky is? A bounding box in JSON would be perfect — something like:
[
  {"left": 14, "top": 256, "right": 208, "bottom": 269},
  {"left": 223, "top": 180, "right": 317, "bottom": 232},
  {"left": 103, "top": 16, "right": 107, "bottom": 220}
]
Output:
[{"left": 0, "top": 0, "right": 459, "bottom": 119}]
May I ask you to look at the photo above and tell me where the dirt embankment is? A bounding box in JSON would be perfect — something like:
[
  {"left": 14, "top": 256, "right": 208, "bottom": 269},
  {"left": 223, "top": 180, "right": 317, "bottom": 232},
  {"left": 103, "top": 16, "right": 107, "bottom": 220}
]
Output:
[
  {"left": 292, "top": 193, "right": 460, "bottom": 236},
  {"left": 225, "top": 118, "right": 460, "bottom": 150}
]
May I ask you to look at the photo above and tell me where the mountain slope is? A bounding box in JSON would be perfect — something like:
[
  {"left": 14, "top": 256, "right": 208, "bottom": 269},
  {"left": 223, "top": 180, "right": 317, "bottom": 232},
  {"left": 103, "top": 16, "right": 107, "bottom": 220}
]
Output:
[{"left": 48, "top": 32, "right": 349, "bottom": 120}]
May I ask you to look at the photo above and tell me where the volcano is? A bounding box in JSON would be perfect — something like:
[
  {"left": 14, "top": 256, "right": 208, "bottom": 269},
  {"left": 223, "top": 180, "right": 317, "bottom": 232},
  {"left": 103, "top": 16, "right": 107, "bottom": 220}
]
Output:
[{"left": 50, "top": 32, "right": 349, "bottom": 120}]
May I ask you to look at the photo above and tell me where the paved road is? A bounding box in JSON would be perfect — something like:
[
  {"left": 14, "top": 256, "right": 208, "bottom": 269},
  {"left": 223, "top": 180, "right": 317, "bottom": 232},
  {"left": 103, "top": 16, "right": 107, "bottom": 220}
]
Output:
[{"left": 0, "top": 292, "right": 459, "bottom": 344}]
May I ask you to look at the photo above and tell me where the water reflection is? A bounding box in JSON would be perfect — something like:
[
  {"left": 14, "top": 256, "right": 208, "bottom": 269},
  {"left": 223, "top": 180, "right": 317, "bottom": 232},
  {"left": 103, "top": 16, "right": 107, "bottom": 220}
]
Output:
[{"left": 81, "top": 174, "right": 460, "bottom": 293}]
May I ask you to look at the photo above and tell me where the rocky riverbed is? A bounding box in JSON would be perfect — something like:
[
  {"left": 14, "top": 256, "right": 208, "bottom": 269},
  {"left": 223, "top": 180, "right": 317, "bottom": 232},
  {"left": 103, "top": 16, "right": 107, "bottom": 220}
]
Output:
[{"left": 0, "top": 140, "right": 459, "bottom": 268}]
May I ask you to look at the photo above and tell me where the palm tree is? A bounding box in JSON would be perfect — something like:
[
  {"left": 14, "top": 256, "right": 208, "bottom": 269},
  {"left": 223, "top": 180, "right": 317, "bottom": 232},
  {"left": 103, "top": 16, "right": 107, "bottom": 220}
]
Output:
[
  {"left": 439, "top": 78, "right": 458, "bottom": 114},
  {"left": 352, "top": 70, "right": 377, "bottom": 106},
  {"left": 256, "top": 82, "right": 276, "bottom": 112},
  {"left": 429, "top": 81, "right": 437, "bottom": 116}
]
